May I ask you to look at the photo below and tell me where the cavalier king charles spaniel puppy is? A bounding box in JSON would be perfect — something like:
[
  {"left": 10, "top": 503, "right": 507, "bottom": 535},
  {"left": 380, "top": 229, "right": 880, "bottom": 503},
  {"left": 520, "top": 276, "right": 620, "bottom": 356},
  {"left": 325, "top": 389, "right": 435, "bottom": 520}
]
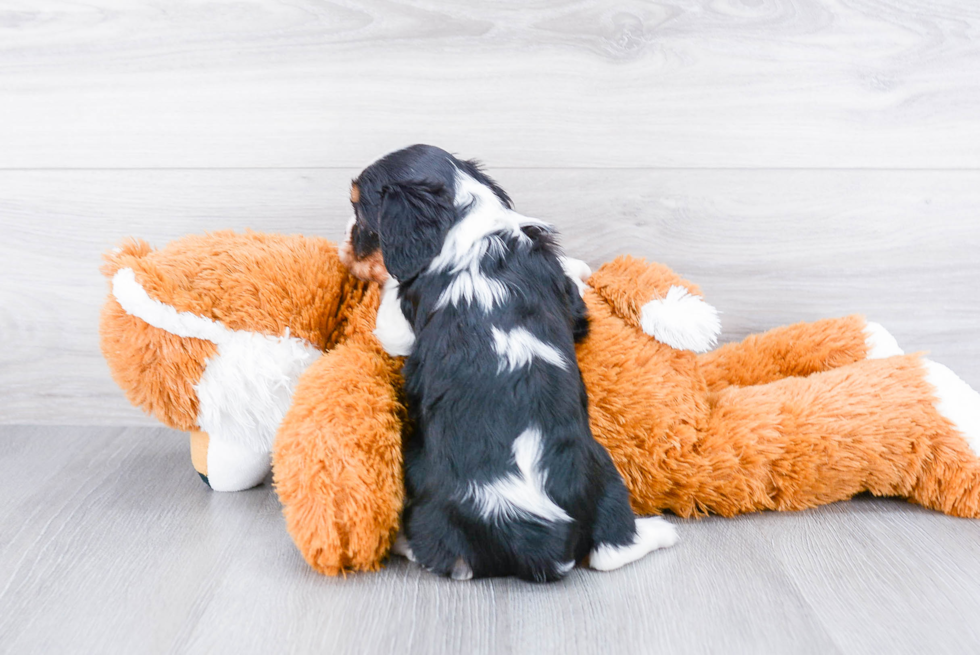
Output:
[{"left": 341, "top": 144, "right": 677, "bottom": 581}]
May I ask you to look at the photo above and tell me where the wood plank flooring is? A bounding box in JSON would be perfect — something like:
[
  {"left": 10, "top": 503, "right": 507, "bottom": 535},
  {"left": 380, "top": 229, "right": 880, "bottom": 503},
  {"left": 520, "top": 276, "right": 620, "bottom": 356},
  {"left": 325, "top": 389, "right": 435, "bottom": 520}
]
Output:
[{"left": 2, "top": 426, "right": 979, "bottom": 655}]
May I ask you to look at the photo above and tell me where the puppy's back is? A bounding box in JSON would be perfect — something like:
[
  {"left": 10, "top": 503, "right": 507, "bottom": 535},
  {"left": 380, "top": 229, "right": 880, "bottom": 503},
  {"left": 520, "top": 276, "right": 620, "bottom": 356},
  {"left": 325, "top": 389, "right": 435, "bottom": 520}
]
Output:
[{"left": 400, "top": 227, "right": 613, "bottom": 581}]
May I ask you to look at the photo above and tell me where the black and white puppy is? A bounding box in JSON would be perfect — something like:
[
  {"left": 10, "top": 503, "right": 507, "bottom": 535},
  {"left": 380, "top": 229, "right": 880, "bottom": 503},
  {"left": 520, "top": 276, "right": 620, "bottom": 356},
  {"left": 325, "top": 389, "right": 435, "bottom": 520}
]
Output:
[{"left": 344, "top": 145, "right": 677, "bottom": 582}]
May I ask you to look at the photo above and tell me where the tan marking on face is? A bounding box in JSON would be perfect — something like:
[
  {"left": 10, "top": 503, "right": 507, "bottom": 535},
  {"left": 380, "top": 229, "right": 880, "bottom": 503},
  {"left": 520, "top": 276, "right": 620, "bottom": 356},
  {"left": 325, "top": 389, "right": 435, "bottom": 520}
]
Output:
[
  {"left": 340, "top": 239, "right": 389, "bottom": 285},
  {"left": 350, "top": 183, "right": 360, "bottom": 204}
]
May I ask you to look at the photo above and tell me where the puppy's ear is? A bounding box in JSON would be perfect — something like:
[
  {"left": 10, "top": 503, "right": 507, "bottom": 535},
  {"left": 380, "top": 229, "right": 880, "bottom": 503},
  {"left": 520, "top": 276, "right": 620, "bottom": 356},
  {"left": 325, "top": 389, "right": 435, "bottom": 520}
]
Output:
[{"left": 379, "top": 179, "right": 455, "bottom": 281}]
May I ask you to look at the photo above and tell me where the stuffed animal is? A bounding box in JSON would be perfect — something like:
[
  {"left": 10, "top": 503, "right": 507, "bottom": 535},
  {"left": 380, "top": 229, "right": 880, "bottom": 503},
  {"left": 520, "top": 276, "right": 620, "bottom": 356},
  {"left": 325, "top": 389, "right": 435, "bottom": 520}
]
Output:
[{"left": 100, "top": 231, "right": 980, "bottom": 575}]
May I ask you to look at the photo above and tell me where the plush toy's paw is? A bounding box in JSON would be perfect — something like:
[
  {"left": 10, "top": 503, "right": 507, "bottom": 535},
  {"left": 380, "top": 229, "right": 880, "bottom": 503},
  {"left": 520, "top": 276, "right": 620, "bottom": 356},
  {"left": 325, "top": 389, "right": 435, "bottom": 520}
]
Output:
[
  {"left": 560, "top": 256, "right": 592, "bottom": 297},
  {"left": 204, "top": 438, "right": 272, "bottom": 491},
  {"left": 864, "top": 321, "right": 904, "bottom": 359},
  {"left": 924, "top": 359, "right": 980, "bottom": 457},
  {"left": 639, "top": 286, "right": 720, "bottom": 353},
  {"left": 588, "top": 516, "right": 678, "bottom": 571}
]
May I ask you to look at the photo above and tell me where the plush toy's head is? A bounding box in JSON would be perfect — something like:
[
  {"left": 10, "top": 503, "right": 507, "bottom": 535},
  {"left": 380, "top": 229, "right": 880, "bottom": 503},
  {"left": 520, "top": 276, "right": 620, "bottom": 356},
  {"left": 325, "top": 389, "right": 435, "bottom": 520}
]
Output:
[{"left": 99, "top": 231, "right": 377, "bottom": 490}]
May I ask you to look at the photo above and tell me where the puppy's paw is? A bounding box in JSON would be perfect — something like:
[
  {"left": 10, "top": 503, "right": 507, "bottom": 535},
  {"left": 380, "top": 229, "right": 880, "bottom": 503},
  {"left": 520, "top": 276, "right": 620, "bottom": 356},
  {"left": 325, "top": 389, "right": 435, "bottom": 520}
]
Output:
[
  {"left": 588, "top": 516, "right": 678, "bottom": 572},
  {"left": 450, "top": 557, "right": 473, "bottom": 581},
  {"left": 635, "top": 516, "right": 680, "bottom": 550},
  {"left": 390, "top": 532, "right": 417, "bottom": 563}
]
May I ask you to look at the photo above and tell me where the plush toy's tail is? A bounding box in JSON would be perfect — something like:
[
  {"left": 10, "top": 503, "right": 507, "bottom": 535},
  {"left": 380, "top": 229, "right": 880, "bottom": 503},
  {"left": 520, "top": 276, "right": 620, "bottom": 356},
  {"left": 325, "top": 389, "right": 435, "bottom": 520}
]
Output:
[
  {"left": 908, "top": 360, "right": 980, "bottom": 517},
  {"left": 653, "top": 355, "right": 980, "bottom": 519}
]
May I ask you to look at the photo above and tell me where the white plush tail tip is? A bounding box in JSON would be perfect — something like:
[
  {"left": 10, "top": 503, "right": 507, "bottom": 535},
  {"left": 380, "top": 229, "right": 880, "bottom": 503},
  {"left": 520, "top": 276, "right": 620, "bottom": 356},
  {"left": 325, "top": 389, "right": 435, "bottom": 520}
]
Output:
[
  {"left": 639, "top": 286, "right": 721, "bottom": 353},
  {"left": 864, "top": 321, "right": 904, "bottom": 359},
  {"left": 924, "top": 359, "right": 980, "bottom": 457}
]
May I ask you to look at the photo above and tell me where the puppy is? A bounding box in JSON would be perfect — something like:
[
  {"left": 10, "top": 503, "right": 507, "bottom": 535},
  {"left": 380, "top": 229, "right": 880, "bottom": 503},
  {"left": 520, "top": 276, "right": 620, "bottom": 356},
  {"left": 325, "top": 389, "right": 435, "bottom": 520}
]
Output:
[{"left": 344, "top": 145, "right": 677, "bottom": 581}]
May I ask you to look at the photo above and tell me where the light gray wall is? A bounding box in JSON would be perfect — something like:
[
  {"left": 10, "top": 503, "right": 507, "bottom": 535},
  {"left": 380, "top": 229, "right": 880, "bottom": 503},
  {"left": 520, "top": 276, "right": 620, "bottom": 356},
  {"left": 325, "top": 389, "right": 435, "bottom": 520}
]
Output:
[{"left": 1, "top": 1, "right": 978, "bottom": 424}]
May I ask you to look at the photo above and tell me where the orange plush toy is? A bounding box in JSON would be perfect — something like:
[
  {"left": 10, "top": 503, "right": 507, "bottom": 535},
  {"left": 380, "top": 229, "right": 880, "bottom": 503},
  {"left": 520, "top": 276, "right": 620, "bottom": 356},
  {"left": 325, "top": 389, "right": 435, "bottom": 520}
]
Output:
[{"left": 100, "top": 231, "right": 980, "bottom": 575}]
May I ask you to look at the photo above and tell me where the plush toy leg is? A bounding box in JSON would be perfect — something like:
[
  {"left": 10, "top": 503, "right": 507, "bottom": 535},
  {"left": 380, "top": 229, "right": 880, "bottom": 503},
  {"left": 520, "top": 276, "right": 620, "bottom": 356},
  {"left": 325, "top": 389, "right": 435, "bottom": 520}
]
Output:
[
  {"left": 189, "top": 429, "right": 270, "bottom": 491},
  {"left": 697, "top": 315, "right": 903, "bottom": 391},
  {"left": 202, "top": 438, "right": 272, "bottom": 492},
  {"left": 643, "top": 355, "right": 980, "bottom": 519},
  {"left": 272, "top": 337, "right": 405, "bottom": 575},
  {"left": 190, "top": 430, "right": 210, "bottom": 485},
  {"left": 908, "top": 360, "right": 980, "bottom": 517}
]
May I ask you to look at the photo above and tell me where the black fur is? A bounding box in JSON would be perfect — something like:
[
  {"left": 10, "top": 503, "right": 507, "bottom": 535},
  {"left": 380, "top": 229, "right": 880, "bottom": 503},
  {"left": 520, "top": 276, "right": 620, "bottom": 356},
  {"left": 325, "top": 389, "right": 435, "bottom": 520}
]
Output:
[
  {"left": 377, "top": 179, "right": 455, "bottom": 281},
  {"left": 351, "top": 145, "right": 638, "bottom": 582},
  {"left": 349, "top": 144, "right": 512, "bottom": 265}
]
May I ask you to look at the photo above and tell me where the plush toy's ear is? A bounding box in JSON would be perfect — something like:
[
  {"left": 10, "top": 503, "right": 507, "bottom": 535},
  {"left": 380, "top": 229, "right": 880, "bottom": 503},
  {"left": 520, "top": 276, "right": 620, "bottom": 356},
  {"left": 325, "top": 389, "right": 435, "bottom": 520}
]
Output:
[
  {"left": 378, "top": 179, "right": 455, "bottom": 282},
  {"left": 99, "top": 237, "right": 154, "bottom": 278}
]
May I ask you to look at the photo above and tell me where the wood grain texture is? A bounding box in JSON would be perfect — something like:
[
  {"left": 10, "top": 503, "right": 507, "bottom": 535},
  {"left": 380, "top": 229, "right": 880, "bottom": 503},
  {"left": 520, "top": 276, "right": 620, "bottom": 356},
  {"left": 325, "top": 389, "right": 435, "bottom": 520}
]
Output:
[
  {"left": 2, "top": 426, "right": 979, "bottom": 654},
  {"left": 1, "top": 168, "right": 978, "bottom": 424},
  {"left": 2, "top": 0, "right": 980, "bottom": 168}
]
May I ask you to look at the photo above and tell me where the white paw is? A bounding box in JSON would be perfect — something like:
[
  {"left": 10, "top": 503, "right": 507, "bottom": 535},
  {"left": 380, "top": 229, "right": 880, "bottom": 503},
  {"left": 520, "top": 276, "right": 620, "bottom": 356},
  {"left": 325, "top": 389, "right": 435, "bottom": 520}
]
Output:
[
  {"left": 204, "top": 438, "right": 271, "bottom": 492},
  {"left": 450, "top": 557, "right": 473, "bottom": 581},
  {"left": 924, "top": 359, "right": 980, "bottom": 457},
  {"left": 391, "top": 532, "right": 417, "bottom": 562},
  {"left": 864, "top": 321, "right": 904, "bottom": 359},
  {"left": 560, "top": 256, "right": 592, "bottom": 297},
  {"left": 374, "top": 278, "right": 415, "bottom": 356},
  {"left": 639, "top": 286, "right": 720, "bottom": 353},
  {"left": 589, "top": 516, "right": 678, "bottom": 572}
]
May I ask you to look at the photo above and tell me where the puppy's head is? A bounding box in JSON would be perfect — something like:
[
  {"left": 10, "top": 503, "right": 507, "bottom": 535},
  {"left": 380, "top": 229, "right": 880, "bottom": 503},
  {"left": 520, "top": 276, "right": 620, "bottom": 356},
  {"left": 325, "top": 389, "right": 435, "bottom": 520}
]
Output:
[{"left": 340, "top": 144, "right": 512, "bottom": 284}]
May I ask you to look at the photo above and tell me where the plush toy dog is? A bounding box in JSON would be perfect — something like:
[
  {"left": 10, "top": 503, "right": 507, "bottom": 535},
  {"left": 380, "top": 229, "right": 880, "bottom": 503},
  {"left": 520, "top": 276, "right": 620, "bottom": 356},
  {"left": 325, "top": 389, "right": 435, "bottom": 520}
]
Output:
[{"left": 100, "top": 231, "right": 980, "bottom": 575}]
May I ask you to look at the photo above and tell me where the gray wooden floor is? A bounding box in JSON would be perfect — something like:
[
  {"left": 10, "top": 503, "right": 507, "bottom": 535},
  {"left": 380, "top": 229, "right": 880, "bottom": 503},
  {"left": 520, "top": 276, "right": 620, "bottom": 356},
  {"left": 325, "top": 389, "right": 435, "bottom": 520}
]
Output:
[{"left": 3, "top": 425, "right": 980, "bottom": 655}]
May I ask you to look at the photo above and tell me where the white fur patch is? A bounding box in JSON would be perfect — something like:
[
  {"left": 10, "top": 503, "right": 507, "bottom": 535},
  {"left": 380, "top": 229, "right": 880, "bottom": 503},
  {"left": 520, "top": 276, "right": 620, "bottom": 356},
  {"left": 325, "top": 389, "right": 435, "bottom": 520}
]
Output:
[
  {"left": 560, "top": 256, "right": 592, "bottom": 297},
  {"left": 639, "top": 286, "right": 721, "bottom": 353},
  {"left": 195, "top": 332, "right": 321, "bottom": 453},
  {"left": 374, "top": 278, "right": 416, "bottom": 356},
  {"left": 589, "top": 516, "right": 679, "bottom": 572},
  {"left": 491, "top": 326, "right": 567, "bottom": 373},
  {"left": 864, "top": 321, "right": 904, "bottom": 359},
  {"left": 924, "top": 359, "right": 980, "bottom": 457},
  {"left": 428, "top": 171, "right": 550, "bottom": 312},
  {"left": 391, "top": 533, "right": 417, "bottom": 562},
  {"left": 112, "top": 268, "right": 227, "bottom": 343},
  {"left": 451, "top": 558, "right": 474, "bottom": 581},
  {"left": 556, "top": 560, "right": 576, "bottom": 575},
  {"left": 434, "top": 255, "right": 510, "bottom": 313},
  {"left": 205, "top": 436, "right": 274, "bottom": 492},
  {"left": 464, "top": 427, "right": 572, "bottom": 525},
  {"left": 112, "top": 267, "right": 322, "bottom": 461}
]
